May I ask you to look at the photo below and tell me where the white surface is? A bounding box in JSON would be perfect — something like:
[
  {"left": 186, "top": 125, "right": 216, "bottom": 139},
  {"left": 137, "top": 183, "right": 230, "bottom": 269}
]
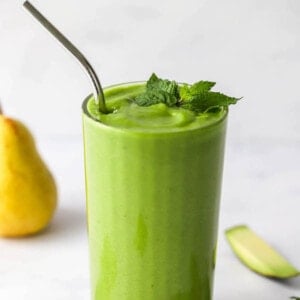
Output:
[{"left": 0, "top": 0, "right": 300, "bottom": 299}]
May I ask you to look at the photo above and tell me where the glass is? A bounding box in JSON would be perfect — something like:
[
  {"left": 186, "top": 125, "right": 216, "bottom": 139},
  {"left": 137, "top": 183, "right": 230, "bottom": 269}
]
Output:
[{"left": 82, "top": 82, "right": 227, "bottom": 300}]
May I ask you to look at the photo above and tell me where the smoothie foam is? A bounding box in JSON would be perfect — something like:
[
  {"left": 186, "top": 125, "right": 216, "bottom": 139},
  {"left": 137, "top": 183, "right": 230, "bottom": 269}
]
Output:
[{"left": 85, "top": 82, "right": 227, "bottom": 133}]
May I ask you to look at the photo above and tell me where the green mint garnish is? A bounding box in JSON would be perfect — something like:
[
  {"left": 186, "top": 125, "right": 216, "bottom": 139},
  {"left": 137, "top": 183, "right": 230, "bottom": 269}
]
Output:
[
  {"left": 180, "top": 91, "right": 240, "bottom": 113},
  {"left": 134, "top": 73, "right": 179, "bottom": 107},
  {"left": 179, "top": 81, "right": 216, "bottom": 100},
  {"left": 290, "top": 297, "right": 300, "bottom": 300},
  {"left": 133, "top": 73, "right": 241, "bottom": 113}
]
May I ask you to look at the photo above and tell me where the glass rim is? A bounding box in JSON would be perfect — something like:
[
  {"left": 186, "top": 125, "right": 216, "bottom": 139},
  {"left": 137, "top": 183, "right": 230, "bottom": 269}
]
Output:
[
  {"left": 82, "top": 81, "right": 228, "bottom": 135},
  {"left": 82, "top": 81, "right": 145, "bottom": 119}
]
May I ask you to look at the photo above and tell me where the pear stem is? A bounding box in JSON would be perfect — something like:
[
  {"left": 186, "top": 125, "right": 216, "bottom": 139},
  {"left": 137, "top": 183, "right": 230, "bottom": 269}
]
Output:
[{"left": 0, "top": 102, "right": 3, "bottom": 114}]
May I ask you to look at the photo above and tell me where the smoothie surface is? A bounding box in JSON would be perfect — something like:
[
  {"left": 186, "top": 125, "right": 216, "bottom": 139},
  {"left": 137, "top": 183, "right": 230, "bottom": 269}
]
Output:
[{"left": 85, "top": 83, "right": 227, "bottom": 133}]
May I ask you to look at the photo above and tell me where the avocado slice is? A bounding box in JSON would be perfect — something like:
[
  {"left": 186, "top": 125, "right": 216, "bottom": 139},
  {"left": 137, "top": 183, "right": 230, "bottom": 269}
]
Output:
[{"left": 225, "top": 225, "right": 300, "bottom": 279}]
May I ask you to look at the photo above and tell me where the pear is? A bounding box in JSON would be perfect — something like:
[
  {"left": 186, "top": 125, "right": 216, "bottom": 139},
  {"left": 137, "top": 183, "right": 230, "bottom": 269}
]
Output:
[
  {"left": 0, "top": 108, "right": 57, "bottom": 237},
  {"left": 225, "top": 225, "right": 300, "bottom": 279}
]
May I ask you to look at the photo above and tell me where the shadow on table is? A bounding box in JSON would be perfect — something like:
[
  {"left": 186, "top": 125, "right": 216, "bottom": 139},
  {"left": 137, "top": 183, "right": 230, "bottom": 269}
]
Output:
[
  {"left": 44, "top": 204, "right": 87, "bottom": 238},
  {"left": 271, "top": 276, "right": 300, "bottom": 289}
]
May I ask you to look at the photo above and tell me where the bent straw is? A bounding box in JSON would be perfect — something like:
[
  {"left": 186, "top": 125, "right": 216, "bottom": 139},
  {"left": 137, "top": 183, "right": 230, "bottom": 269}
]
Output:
[{"left": 23, "top": 1, "right": 107, "bottom": 113}]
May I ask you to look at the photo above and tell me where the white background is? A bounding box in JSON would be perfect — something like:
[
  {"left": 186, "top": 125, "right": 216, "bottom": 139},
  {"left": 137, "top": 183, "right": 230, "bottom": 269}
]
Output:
[{"left": 0, "top": 0, "right": 300, "bottom": 299}]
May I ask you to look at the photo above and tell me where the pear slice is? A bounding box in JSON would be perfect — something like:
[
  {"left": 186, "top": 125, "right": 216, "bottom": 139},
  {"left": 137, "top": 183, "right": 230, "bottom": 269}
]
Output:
[{"left": 225, "top": 225, "right": 300, "bottom": 279}]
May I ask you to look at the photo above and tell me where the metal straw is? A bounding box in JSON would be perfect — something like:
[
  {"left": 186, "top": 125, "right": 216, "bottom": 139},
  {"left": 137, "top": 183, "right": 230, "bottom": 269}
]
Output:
[{"left": 23, "top": 1, "right": 107, "bottom": 113}]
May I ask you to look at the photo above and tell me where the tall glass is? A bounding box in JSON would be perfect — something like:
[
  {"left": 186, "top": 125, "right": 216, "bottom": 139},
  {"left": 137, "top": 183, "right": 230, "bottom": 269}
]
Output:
[{"left": 82, "top": 82, "right": 227, "bottom": 300}]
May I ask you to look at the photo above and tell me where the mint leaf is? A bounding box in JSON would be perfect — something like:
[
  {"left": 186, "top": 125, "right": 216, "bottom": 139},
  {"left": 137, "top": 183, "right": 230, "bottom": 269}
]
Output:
[
  {"left": 290, "top": 297, "right": 300, "bottom": 300},
  {"left": 147, "top": 73, "right": 179, "bottom": 97},
  {"left": 133, "top": 73, "right": 241, "bottom": 113},
  {"left": 181, "top": 92, "right": 240, "bottom": 113},
  {"left": 180, "top": 81, "right": 216, "bottom": 100},
  {"left": 134, "top": 73, "right": 179, "bottom": 107},
  {"left": 135, "top": 90, "right": 177, "bottom": 107}
]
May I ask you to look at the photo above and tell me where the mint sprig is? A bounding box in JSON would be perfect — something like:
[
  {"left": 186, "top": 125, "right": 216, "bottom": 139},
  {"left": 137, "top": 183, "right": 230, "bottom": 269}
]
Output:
[
  {"left": 133, "top": 73, "right": 241, "bottom": 113},
  {"left": 179, "top": 81, "right": 216, "bottom": 100},
  {"left": 134, "top": 73, "right": 178, "bottom": 107},
  {"left": 181, "top": 91, "right": 240, "bottom": 113},
  {"left": 147, "top": 73, "right": 179, "bottom": 97}
]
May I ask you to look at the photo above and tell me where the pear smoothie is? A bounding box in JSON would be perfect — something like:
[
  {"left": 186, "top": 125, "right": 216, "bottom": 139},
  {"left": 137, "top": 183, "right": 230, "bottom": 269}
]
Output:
[{"left": 82, "top": 74, "right": 238, "bottom": 300}]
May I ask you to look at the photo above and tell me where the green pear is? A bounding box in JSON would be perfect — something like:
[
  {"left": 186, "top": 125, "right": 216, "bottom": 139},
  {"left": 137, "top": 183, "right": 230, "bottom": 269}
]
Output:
[{"left": 225, "top": 225, "right": 300, "bottom": 279}]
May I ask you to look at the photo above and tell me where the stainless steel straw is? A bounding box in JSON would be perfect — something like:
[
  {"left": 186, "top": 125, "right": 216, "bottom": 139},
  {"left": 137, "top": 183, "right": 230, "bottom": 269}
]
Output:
[{"left": 23, "top": 1, "right": 108, "bottom": 113}]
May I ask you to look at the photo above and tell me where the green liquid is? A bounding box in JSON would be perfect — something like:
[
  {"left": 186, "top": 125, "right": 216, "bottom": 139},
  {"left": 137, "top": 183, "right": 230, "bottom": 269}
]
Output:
[{"left": 82, "top": 83, "right": 227, "bottom": 300}]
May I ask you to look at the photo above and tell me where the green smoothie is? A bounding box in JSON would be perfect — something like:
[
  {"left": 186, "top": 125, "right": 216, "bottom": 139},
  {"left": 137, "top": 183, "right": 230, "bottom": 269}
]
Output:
[{"left": 83, "top": 82, "right": 228, "bottom": 300}]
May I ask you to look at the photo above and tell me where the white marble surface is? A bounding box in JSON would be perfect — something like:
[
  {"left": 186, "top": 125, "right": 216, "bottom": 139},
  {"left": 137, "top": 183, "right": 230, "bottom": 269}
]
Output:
[{"left": 0, "top": 0, "right": 300, "bottom": 299}]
